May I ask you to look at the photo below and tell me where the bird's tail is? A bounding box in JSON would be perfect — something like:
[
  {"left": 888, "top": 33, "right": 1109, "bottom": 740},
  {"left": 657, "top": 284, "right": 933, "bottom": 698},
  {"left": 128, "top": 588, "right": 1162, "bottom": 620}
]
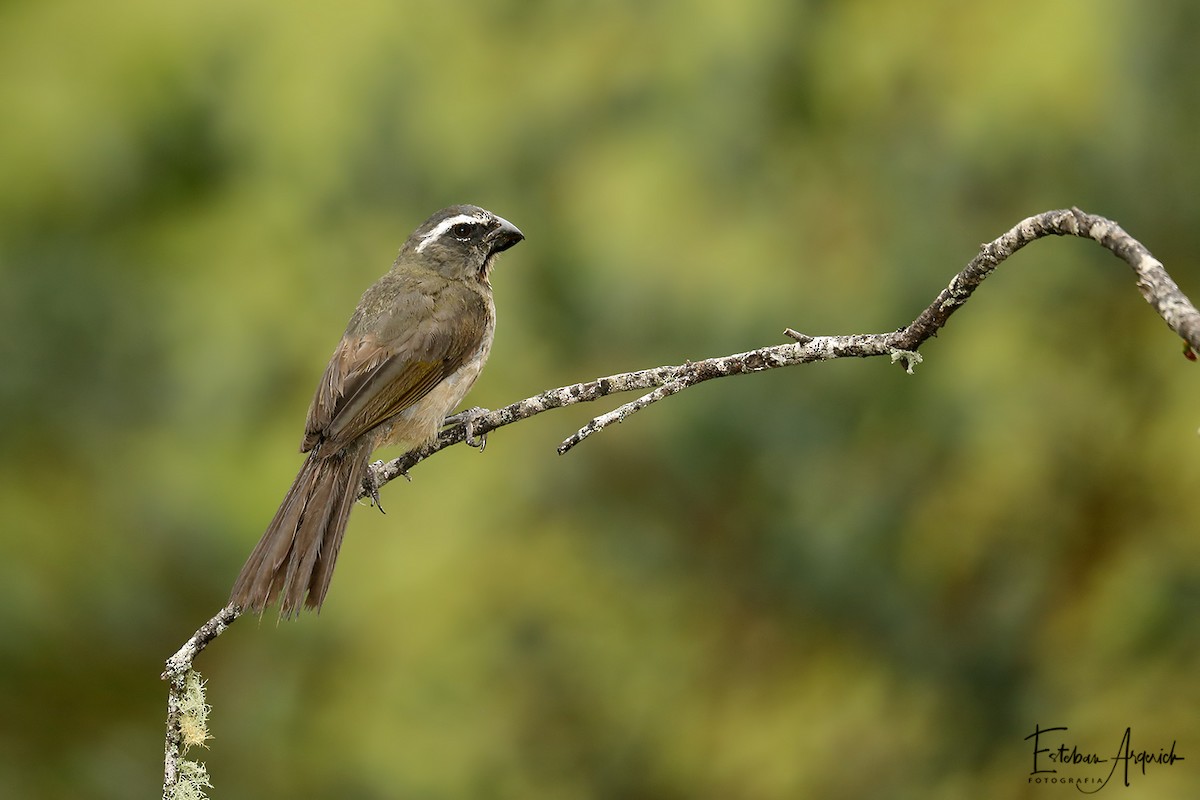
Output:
[{"left": 230, "top": 443, "right": 370, "bottom": 617}]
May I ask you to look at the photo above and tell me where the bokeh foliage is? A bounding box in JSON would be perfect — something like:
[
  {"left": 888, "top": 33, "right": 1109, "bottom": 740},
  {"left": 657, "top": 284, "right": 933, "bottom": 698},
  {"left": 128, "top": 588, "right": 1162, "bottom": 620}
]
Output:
[{"left": 1, "top": 0, "right": 1198, "bottom": 797}]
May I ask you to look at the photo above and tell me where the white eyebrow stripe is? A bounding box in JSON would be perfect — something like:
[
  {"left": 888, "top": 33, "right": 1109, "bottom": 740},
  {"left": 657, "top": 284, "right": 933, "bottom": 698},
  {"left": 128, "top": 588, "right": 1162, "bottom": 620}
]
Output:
[{"left": 414, "top": 213, "right": 489, "bottom": 253}]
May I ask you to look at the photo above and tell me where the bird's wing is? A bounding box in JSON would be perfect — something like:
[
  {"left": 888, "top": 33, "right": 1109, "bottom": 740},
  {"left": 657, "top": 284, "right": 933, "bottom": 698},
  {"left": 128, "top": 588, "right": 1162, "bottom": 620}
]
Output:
[{"left": 302, "top": 276, "right": 488, "bottom": 452}]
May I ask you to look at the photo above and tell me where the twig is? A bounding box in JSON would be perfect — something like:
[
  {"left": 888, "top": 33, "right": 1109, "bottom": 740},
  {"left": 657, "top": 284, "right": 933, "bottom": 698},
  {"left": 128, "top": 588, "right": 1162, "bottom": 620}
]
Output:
[
  {"left": 369, "top": 207, "right": 1198, "bottom": 476},
  {"left": 162, "top": 604, "right": 240, "bottom": 799},
  {"left": 893, "top": 207, "right": 1200, "bottom": 348},
  {"left": 162, "top": 604, "right": 242, "bottom": 681}
]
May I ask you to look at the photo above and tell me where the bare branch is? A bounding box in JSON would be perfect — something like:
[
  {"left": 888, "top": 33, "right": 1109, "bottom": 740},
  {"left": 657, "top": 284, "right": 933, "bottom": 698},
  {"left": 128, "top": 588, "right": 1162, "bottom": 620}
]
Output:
[
  {"left": 162, "top": 604, "right": 241, "bottom": 681},
  {"left": 365, "top": 207, "right": 1197, "bottom": 483},
  {"left": 894, "top": 207, "right": 1200, "bottom": 348}
]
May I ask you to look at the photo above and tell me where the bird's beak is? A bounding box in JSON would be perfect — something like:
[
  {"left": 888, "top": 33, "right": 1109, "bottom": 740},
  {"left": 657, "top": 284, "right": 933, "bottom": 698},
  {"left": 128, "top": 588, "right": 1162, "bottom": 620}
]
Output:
[{"left": 486, "top": 216, "right": 524, "bottom": 254}]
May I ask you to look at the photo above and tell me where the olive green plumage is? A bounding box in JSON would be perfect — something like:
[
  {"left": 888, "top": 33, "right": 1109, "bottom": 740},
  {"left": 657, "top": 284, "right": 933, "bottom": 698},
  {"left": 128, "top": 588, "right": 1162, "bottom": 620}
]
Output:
[{"left": 230, "top": 205, "right": 523, "bottom": 617}]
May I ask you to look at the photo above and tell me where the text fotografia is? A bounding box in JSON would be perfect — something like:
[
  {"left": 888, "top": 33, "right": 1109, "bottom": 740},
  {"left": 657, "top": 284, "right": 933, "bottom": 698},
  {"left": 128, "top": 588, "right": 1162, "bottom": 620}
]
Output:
[{"left": 1025, "top": 724, "right": 1184, "bottom": 793}]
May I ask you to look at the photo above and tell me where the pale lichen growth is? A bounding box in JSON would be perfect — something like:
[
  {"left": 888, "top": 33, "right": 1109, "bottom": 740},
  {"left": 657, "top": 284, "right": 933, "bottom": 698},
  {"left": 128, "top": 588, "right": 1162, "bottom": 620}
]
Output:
[
  {"left": 179, "top": 671, "right": 212, "bottom": 750},
  {"left": 889, "top": 349, "right": 923, "bottom": 374},
  {"left": 173, "top": 759, "right": 213, "bottom": 800},
  {"left": 169, "top": 670, "right": 213, "bottom": 800}
]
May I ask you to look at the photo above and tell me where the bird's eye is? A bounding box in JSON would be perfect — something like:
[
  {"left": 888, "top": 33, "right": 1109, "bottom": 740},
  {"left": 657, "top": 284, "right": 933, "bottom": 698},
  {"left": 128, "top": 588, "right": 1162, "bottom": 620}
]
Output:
[{"left": 451, "top": 222, "right": 475, "bottom": 239}]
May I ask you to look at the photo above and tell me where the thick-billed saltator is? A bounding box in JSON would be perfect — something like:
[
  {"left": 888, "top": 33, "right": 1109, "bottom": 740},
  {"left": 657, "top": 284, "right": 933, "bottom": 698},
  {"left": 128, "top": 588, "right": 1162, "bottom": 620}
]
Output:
[{"left": 230, "top": 205, "right": 523, "bottom": 616}]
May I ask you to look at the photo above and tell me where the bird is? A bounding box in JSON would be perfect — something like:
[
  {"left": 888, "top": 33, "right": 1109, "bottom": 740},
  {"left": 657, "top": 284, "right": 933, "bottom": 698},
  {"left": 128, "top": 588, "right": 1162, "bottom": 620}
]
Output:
[{"left": 230, "top": 205, "right": 524, "bottom": 617}]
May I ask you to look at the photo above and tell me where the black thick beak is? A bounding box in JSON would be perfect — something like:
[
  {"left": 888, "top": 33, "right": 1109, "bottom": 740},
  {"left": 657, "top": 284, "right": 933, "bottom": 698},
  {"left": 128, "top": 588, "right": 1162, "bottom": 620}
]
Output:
[{"left": 486, "top": 215, "right": 524, "bottom": 254}]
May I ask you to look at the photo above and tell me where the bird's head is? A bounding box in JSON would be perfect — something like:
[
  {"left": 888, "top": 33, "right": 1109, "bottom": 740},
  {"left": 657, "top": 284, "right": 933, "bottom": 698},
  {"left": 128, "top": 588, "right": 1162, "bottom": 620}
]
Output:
[{"left": 402, "top": 204, "right": 524, "bottom": 281}]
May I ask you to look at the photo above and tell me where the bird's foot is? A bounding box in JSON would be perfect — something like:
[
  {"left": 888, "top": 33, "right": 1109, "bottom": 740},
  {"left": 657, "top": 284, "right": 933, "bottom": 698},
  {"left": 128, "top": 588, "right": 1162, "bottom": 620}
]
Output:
[
  {"left": 445, "top": 406, "right": 491, "bottom": 451},
  {"left": 362, "top": 460, "right": 399, "bottom": 514}
]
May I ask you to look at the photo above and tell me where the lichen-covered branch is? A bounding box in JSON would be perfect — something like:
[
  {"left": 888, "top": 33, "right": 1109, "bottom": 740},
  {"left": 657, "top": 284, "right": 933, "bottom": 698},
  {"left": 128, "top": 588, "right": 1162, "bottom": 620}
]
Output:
[{"left": 162, "top": 604, "right": 239, "bottom": 800}]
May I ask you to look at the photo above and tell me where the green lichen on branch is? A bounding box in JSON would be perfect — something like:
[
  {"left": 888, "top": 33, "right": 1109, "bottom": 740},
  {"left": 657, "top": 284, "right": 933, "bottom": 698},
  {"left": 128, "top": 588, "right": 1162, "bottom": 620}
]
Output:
[
  {"left": 169, "top": 670, "right": 213, "bottom": 800},
  {"left": 171, "top": 760, "right": 212, "bottom": 800}
]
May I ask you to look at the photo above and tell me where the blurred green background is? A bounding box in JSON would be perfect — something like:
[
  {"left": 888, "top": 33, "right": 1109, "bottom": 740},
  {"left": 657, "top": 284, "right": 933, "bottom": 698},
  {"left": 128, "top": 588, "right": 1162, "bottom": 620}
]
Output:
[{"left": 2, "top": 0, "right": 1198, "bottom": 797}]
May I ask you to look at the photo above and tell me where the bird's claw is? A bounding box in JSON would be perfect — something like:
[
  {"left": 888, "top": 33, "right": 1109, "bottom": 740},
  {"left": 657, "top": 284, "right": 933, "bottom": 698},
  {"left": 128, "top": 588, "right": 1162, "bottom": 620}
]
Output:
[
  {"left": 445, "top": 406, "right": 490, "bottom": 451},
  {"left": 363, "top": 461, "right": 390, "bottom": 514},
  {"left": 465, "top": 418, "right": 488, "bottom": 451}
]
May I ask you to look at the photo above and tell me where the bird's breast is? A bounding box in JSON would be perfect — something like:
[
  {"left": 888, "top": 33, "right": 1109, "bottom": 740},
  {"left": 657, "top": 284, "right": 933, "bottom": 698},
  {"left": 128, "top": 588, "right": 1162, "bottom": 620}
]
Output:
[{"left": 375, "top": 305, "right": 495, "bottom": 451}]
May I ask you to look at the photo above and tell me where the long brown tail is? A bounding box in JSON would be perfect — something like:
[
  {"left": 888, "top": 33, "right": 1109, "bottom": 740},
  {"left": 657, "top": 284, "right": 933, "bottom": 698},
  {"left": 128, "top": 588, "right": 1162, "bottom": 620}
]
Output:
[{"left": 230, "top": 442, "right": 370, "bottom": 617}]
